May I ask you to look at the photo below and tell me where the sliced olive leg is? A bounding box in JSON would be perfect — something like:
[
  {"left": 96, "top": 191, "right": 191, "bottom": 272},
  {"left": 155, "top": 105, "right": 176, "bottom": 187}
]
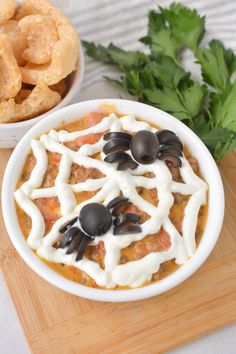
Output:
[
  {"left": 156, "top": 130, "right": 176, "bottom": 144},
  {"left": 59, "top": 227, "right": 78, "bottom": 248},
  {"left": 104, "top": 151, "right": 130, "bottom": 164},
  {"left": 59, "top": 216, "right": 78, "bottom": 233},
  {"left": 76, "top": 236, "right": 92, "bottom": 261},
  {"left": 113, "top": 225, "right": 142, "bottom": 235},
  {"left": 163, "top": 139, "right": 183, "bottom": 151},
  {"left": 118, "top": 159, "right": 138, "bottom": 170},
  {"left": 159, "top": 154, "right": 182, "bottom": 167},
  {"left": 66, "top": 231, "right": 84, "bottom": 255},
  {"left": 103, "top": 132, "right": 132, "bottom": 141},
  {"left": 106, "top": 196, "right": 129, "bottom": 209},
  {"left": 113, "top": 213, "right": 140, "bottom": 227},
  {"left": 103, "top": 139, "right": 130, "bottom": 154},
  {"left": 159, "top": 146, "right": 183, "bottom": 157},
  {"left": 112, "top": 201, "right": 132, "bottom": 216}
]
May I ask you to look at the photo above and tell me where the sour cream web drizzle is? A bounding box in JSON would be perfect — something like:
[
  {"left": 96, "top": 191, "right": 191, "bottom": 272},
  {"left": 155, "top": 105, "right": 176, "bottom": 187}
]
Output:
[{"left": 14, "top": 113, "right": 208, "bottom": 288}]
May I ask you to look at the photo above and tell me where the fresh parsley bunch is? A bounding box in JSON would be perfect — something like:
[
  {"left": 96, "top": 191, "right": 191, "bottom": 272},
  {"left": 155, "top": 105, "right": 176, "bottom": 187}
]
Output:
[{"left": 83, "top": 3, "right": 236, "bottom": 161}]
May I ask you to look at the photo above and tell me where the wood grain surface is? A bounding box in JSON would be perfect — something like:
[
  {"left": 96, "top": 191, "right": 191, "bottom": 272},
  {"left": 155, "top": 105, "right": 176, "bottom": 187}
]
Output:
[{"left": 0, "top": 149, "right": 236, "bottom": 354}]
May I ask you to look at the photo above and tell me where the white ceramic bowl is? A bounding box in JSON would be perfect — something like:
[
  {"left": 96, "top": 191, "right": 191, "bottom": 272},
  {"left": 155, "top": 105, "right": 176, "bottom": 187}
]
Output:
[
  {"left": 2, "top": 99, "right": 225, "bottom": 302},
  {"left": 0, "top": 47, "right": 84, "bottom": 148}
]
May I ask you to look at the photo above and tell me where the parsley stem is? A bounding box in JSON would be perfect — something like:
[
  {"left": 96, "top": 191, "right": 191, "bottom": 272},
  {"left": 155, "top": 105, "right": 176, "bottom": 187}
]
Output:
[
  {"left": 176, "top": 87, "right": 195, "bottom": 128},
  {"left": 203, "top": 106, "right": 214, "bottom": 128}
]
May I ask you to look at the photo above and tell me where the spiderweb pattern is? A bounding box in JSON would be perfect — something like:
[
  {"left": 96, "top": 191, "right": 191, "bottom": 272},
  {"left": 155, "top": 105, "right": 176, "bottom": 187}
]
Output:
[{"left": 15, "top": 113, "right": 207, "bottom": 288}]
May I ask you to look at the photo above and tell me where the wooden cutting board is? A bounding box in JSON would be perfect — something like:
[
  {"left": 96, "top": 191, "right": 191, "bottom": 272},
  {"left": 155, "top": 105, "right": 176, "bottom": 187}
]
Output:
[{"left": 0, "top": 149, "right": 236, "bottom": 354}]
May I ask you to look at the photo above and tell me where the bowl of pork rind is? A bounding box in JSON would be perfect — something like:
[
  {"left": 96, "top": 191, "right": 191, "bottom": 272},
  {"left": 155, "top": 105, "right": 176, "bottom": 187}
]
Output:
[{"left": 0, "top": 0, "right": 84, "bottom": 148}]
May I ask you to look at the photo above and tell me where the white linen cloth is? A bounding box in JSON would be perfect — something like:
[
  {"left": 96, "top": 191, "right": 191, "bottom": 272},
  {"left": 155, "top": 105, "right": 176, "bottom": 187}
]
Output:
[{"left": 56, "top": 0, "right": 236, "bottom": 102}]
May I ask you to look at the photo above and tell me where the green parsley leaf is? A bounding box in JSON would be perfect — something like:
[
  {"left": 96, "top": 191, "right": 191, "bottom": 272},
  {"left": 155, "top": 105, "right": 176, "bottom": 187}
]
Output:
[
  {"left": 160, "top": 3, "right": 205, "bottom": 51},
  {"left": 180, "top": 82, "right": 207, "bottom": 117},
  {"left": 143, "top": 86, "right": 190, "bottom": 120},
  {"left": 82, "top": 41, "right": 147, "bottom": 69},
  {"left": 82, "top": 3, "right": 236, "bottom": 161},
  {"left": 118, "top": 69, "right": 156, "bottom": 97},
  {"left": 140, "top": 11, "right": 180, "bottom": 62},
  {"left": 211, "top": 81, "right": 236, "bottom": 131},
  {"left": 104, "top": 76, "right": 123, "bottom": 88},
  {"left": 122, "top": 71, "right": 142, "bottom": 97},
  {"left": 196, "top": 40, "right": 236, "bottom": 90},
  {"left": 224, "top": 45, "right": 236, "bottom": 74},
  {"left": 193, "top": 116, "right": 236, "bottom": 160},
  {"left": 147, "top": 56, "right": 190, "bottom": 88},
  {"left": 197, "top": 126, "right": 233, "bottom": 148},
  {"left": 139, "top": 68, "right": 156, "bottom": 91},
  {"left": 214, "top": 136, "right": 236, "bottom": 161},
  {"left": 82, "top": 41, "right": 112, "bottom": 63},
  {"left": 140, "top": 10, "right": 164, "bottom": 45},
  {"left": 106, "top": 44, "right": 148, "bottom": 69}
]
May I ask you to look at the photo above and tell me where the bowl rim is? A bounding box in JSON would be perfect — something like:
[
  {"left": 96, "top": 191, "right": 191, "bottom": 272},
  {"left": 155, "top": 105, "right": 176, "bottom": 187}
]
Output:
[
  {"left": 0, "top": 46, "right": 84, "bottom": 130},
  {"left": 1, "top": 99, "right": 225, "bottom": 302}
]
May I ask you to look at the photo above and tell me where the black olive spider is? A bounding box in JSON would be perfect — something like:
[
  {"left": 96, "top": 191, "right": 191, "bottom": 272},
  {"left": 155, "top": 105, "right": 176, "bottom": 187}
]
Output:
[
  {"left": 57, "top": 197, "right": 142, "bottom": 261},
  {"left": 103, "top": 129, "right": 183, "bottom": 170}
]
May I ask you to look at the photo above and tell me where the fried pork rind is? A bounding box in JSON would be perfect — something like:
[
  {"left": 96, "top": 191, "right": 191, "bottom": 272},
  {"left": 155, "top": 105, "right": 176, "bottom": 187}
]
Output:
[
  {"left": 19, "top": 0, "right": 79, "bottom": 85},
  {"left": 0, "top": 0, "right": 78, "bottom": 123},
  {"left": 0, "top": 0, "right": 17, "bottom": 24},
  {"left": 14, "top": 88, "right": 31, "bottom": 104},
  {"left": 14, "top": 5, "right": 31, "bottom": 21},
  {"left": 19, "top": 14, "right": 59, "bottom": 65},
  {"left": 0, "top": 81, "right": 61, "bottom": 123},
  {"left": 0, "top": 34, "right": 22, "bottom": 99},
  {"left": 50, "top": 78, "right": 67, "bottom": 97},
  {"left": 20, "top": 0, "right": 71, "bottom": 26},
  {"left": 0, "top": 20, "right": 27, "bottom": 66}
]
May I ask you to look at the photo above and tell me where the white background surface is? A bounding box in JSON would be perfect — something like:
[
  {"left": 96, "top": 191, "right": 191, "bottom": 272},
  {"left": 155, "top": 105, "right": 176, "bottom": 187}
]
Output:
[{"left": 1, "top": 0, "right": 236, "bottom": 353}]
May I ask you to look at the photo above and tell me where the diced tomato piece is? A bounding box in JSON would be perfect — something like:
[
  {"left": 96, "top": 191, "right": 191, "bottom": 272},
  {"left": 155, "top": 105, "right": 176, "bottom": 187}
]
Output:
[
  {"left": 35, "top": 197, "right": 60, "bottom": 224},
  {"left": 87, "top": 112, "right": 105, "bottom": 127},
  {"left": 176, "top": 223, "right": 183, "bottom": 234},
  {"left": 73, "top": 133, "right": 102, "bottom": 149},
  {"left": 50, "top": 153, "right": 61, "bottom": 165},
  {"left": 123, "top": 204, "right": 140, "bottom": 215},
  {"left": 45, "top": 219, "right": 57, "bottom": 229},
  {"left": 96, "top": 241, "right": 105, "bottom": 251},
  {"left": 155, "top": 228, "right": 171, "bottom": 249},
  {"left": 96, "top": 241, "right": 105, "bottom": 257},
  {"left": 75, "top": 191, "right": 97, "bottom": 204}
]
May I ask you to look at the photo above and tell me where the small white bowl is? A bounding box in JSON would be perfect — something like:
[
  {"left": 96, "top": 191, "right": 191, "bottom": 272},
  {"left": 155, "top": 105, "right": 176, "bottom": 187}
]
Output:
[
  {"left": 2, "top": 99, "right": 225, "bottom": 302},
  {"left": 0, "top": 47, "right": 84, "bottom": 148}
]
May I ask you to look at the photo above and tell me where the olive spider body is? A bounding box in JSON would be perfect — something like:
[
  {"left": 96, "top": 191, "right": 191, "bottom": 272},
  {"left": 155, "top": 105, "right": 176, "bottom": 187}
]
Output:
[{"left": 103, "top": 129, "right": 183, "bottom": 169}]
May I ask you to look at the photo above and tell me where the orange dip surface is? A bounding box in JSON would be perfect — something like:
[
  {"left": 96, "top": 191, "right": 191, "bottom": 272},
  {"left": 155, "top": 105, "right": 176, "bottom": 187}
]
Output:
[{"left": 16, "top": 111, "right": 208, "bottom": 289}]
